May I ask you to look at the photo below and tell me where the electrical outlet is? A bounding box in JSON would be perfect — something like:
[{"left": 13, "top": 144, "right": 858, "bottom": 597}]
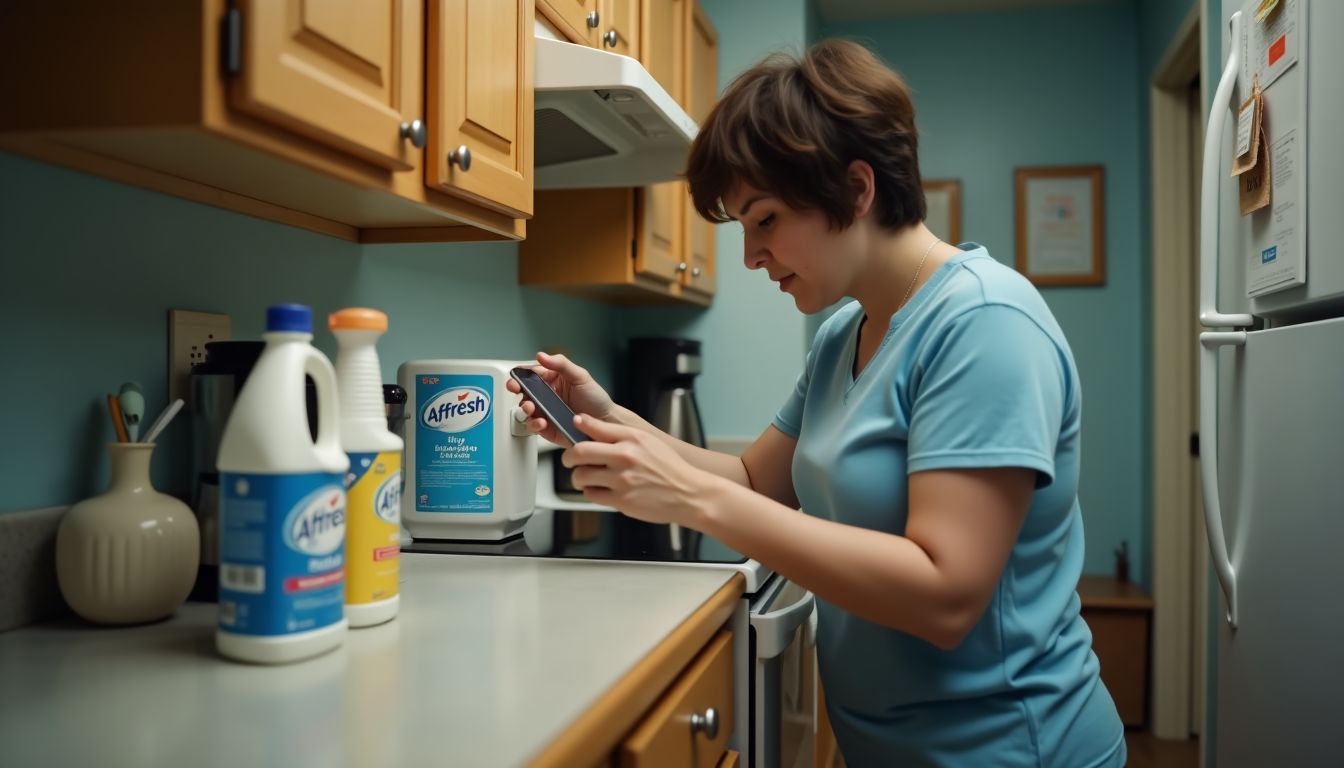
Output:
[{"left": 169, "top": 309, "right": 231, "bottom": 404}]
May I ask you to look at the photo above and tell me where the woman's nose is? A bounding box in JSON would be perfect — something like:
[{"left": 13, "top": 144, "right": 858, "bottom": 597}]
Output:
[{"left": 743, "top": 246, "right": 769, "bottom": 270}]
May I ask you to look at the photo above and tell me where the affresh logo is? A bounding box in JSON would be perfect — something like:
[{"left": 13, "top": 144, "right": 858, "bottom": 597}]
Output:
[
  {"left": 1261, "top": 246, "right": 1278, "bottom": 264},
  {"left": 375, "top": 471, "right": 401, "bottom": 523},
  {"left": 283, "top": 486, "right": 346, "bottom": 556},
  {"left": 421, "top": 386, "right": 491, "bottom": 432}
]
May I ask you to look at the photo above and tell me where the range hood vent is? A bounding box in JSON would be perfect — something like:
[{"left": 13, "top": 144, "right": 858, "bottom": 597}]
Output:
[{"left": 533, "top": 35, "right": 698, "bottom": 189}]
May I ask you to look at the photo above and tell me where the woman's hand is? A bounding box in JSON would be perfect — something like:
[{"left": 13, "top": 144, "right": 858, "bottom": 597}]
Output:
[
  {"left": 563, "top": 415, "right": 718, "bottom": 526},
  {"left": 505, "top": 352, "right": 616, "bottom": 446}
]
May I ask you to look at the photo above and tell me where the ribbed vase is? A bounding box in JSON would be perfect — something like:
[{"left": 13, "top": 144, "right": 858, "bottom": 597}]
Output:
[{"left": 56, "top": 443, "right": 200, "bottom": 624}]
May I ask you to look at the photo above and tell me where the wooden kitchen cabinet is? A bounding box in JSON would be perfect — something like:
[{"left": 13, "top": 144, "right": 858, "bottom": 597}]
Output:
[
  {"left": 599, "top": 0, "right": 641, "bottom": 58},
  {"left": 531, "top": 576, "right": 743, "bottom": 767},
  {"left": 0, "top": 0, "right": 530, "bottom": 243},
  {"left": 427, "top": 0, "right": 534, "bottom": 218},
  {"left": 519, "top": 0, "right": 718, "bottom": 305}
]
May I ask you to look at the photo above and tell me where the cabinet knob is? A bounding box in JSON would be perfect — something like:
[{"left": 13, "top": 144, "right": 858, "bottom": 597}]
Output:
[
  {"left": 691, "top": 267, "right": 702, "bottom": 278},
  {"left": 398, "top": 119, "right": 427, "bottom": 149},
  {"left": 690, "top": 707, "right": 719, "bottom": 740},
  {"left": 449, "top": 145, "right": 472, "bottom": 172},
  {"left": 676, "top": 262, "right": 688, "bottom": 273},
  {"left": 586, "top": 11, "right": 600, "bottom": 28},
  {"left": 603, "top": 29, "right": 618, "bottom": 48}
]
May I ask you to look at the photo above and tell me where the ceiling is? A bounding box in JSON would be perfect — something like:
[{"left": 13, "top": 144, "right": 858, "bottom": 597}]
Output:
[{"left": 816, "top": 0, "right": 1114, "bottom": 23}]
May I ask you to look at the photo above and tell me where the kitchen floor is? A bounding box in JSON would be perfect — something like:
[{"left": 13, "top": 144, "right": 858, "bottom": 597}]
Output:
[{"left": 1124, "top": 731, "right": 1199, "bottom": 767}]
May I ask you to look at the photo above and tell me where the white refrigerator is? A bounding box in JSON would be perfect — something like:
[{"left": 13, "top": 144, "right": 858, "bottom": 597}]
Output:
[{"left": 1201, "top": 1, "right": 1344, "bottom": 765}]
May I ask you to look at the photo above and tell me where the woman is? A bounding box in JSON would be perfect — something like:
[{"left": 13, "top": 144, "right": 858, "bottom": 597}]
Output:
[{"left": 508, "top": 39, "right": 1125, "bottom": 767}]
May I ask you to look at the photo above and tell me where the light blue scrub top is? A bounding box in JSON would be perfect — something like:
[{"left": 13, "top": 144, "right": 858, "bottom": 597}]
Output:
[{"left": 774, "top": 246, "right": 1125, "bottom": 767}]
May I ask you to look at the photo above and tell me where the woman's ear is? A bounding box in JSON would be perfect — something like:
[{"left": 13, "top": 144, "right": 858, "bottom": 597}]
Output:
[{"left": 848, "top": 160, "right": 876, "bottom": 219}]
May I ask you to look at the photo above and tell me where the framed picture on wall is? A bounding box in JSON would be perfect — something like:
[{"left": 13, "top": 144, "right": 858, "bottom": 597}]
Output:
[
  {"left": 1014, "top": 165, "right": 1105, "bottom": 286},
  {"left": 922, "top": 179, "right": 962, "bottom": 245}
]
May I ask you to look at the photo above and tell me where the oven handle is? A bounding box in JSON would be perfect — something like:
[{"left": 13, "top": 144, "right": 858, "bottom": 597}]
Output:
[{"left": 751, "top": 587, "right": 816, "bottom": 659}]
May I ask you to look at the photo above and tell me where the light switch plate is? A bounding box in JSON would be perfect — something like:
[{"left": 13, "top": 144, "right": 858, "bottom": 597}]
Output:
[{"left": 168, "top": 309, "right": 231, "bottom": 404}]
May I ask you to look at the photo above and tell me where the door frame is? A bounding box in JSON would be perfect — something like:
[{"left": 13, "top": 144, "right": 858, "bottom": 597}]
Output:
[{"left": 1149, "top": 2, "right": 1206, "bottom": 742}]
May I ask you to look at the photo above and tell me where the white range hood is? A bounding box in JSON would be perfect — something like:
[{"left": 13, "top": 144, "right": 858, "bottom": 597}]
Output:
[{"left": 533, "top": 30, "right": 698, "bottom": 189}]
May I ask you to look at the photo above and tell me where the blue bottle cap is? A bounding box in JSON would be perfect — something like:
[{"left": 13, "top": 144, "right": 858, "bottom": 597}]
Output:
[{"left": 266, "top": 304, "right": 312, "bottom": 333}]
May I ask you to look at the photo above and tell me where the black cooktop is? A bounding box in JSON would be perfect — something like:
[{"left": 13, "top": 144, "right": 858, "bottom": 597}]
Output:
[{"left": 402, "top": 507, "right": 748, "bottom": 564}]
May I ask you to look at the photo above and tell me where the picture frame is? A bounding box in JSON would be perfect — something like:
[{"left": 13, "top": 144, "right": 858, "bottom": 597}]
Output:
[
  {"left": 1014, "top": 165, "right": 1105, "bottom": 286},
  {"left": 922, "top": 179, "right": 962, "bottom": 245}
]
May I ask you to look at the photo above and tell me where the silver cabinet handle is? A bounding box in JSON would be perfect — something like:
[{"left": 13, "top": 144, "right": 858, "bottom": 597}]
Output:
[
  {"left": 689, "top": 707, "right": 719, "bottom": 739},
  {"left": 586, "top": 11, "right": 600, "bottom": 28},
  {"left": 603, "top": 29, "right": 618, "bottom": 47},
  {"left": 691, "top": 267, "right": 702, "bottom": 278},
  {"left": 398, "top": 119, "right": 426, "bottom": 149},
  {"left": 449, "top": 145, "right": 472, "bottom": 172},
  {"left": 676, "top": 262, "right": 688, "bottom": 273}
]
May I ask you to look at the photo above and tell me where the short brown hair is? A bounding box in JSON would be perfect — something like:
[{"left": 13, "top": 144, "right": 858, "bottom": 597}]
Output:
[{"left": 685, "top": 38, "right": 925, "bottom": 231}]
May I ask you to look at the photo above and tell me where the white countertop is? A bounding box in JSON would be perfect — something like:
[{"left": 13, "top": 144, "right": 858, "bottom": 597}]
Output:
[{"left": 0, "top": 554, "right": 737, "bottom": 768}]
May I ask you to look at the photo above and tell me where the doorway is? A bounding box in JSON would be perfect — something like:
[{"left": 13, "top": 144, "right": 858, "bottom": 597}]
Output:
[{"left": 1149, "top": 2, "right": 1208, "bottom": 747}]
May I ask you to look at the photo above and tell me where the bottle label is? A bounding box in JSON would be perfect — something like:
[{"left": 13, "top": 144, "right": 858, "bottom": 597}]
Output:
[
  {"left": 414, "top": 374, "right": 494, "bottom": 514},
  {"left": 344, "top": 451, "right": 401, "bottom": 605},
  {"left": 219, "top": 472, "right": 345, "bottom": 636}
]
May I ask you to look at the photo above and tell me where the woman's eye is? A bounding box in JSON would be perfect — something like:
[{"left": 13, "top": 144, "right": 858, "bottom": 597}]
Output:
[{"left": 758, "top": 213, "right": 775, "bottom": 229}]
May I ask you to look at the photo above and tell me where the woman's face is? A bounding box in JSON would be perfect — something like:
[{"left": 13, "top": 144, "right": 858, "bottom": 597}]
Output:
[{"left": 720, "top": 181, "right": 861, "bottom": 314}]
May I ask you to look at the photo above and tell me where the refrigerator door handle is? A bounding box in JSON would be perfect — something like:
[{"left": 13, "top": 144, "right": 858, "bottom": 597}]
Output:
[
  {"left": 1199, "top": 330, "right": 1246, "bottom": 628},
  {"left": 1199, "top": 10, "right": 1253, "bottom": 330}
]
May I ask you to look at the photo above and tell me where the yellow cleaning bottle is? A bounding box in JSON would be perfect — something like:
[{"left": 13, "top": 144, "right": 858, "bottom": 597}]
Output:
[{"left": 330, "top": 308, "right": 402, "bottom": 627}]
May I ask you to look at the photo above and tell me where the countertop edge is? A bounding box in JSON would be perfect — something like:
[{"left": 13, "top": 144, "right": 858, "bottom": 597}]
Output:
[{"left": 527, "top": 572, "right": 745, "bottom": 768}]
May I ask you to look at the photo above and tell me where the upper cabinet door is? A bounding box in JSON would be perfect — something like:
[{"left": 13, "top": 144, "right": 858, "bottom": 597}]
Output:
[
  {"left": 427, "top": 0, "right": 534, "bottom": 218},
  {"left": 683, "top": 0, "right": 717, "bottom": 296},
  {"left": 536, "top": 0, "right": 599, "bottom": 45},
  {"left": 231, "top": 0, "right": 422, "bottom": 172},
  {"left": 641, "top": 0, "right": 685, "bottom": 106},
  {"left": 598, "top": 0, "right": 639, "bottom": 58}
]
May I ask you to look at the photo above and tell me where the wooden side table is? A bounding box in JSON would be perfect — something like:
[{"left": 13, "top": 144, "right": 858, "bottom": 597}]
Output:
[{"left": 1077, "top": 575, "right": 1154, "bottom": 728}]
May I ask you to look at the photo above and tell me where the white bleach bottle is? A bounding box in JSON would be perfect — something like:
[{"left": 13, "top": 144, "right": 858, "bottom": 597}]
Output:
[
  {"left": 216, "top": 304, "right": 349, "bottom": 664},
  {"left": 329, "top": 308, "right": 401, "bottom": 628}
]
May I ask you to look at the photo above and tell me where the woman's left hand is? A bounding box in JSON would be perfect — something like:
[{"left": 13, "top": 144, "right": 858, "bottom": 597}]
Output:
[{"left": 562, "top": 415, "right": 715, "bottom": 526}]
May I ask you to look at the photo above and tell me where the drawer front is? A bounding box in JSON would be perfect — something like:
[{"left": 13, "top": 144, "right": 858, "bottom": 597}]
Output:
[{"left": 619, "top": 631, "right": 734, "bottom": 768}]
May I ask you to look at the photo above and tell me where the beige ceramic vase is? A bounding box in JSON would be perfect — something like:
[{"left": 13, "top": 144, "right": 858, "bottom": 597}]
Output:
[{"left": 56, "top": 443, "right": 200, "bottom": 624}]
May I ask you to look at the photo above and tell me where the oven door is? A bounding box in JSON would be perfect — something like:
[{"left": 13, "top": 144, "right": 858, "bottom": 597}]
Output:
[{"left": 750, "top": 578, "right": 817, "bottom": 768}]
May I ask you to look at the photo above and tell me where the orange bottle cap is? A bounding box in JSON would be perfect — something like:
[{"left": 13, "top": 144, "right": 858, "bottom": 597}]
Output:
[{"left": 328, "top": 307, "right": 388, "bottom": 332}]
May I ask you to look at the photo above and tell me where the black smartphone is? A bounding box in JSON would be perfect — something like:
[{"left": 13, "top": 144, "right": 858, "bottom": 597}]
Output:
[{"left": 509, "top": 366, "right": 590, "bottom": 445}]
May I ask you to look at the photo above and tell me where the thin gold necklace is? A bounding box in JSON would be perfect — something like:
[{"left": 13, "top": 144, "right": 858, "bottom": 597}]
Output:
[{"left": 900, "top": 236, "right": 940, "bottom": 309}]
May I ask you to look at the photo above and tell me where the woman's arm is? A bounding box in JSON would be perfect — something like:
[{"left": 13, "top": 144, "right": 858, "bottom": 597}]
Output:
[
  {"left": 565, "top": 414, "right": 1032, "bottom": 651},
  {"left": 695, "top": 466, "right": 1033, "bottom": 650}
]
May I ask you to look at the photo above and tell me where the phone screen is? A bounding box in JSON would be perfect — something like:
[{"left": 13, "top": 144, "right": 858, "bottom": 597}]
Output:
[{"left": 510, "top": 367, "right": 589, "bottom": 444}]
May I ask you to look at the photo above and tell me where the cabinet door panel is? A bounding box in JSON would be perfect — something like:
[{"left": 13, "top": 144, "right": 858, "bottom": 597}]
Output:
[
  {"left": 598, "top": 0, "right": 639, "bottom": 58},
  {"left": 428, "top": 0, "right": 533, "bottom": 217},
  {"left": 537, "top": 0, "right": 599, "bottom": 45},
  {"left": 682, "top": 0, "right": 717, "bottom": 296},
  {"left": 640, "top": 0, "right": 685, "bottom": 106},
  {"left": 638, "top": 182, "right": 683, "bottom": 283},
  {"left": 232, "top": 0, "right": 420, "bottom": 171}
]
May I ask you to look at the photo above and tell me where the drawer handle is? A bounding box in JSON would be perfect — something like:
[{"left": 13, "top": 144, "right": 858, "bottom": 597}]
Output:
[
  {"left": 690, "top": 707, "right": 719, "bottom": 740},
  {"left": 676, "top": 262, "right": 688, "bottom": 273},
  {"left": 398, "top": 119, "right": 427, "bottom": 149},
  {"left": 691, "top": 267, "right": 702, "bottom": 278},
  {"left": 603, "top": 29, "right": 618, "bottom": 47},
  {"left": 449, "top": 145, "right": 472, "bottom": 172},
  {"left": 586, "top": 11, "right": 600, "bottom": 28}
]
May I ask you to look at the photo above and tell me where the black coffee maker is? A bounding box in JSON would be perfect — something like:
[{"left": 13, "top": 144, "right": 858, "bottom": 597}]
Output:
[{"left": 620, "top": 337, "right": 707, "bottom": 559}]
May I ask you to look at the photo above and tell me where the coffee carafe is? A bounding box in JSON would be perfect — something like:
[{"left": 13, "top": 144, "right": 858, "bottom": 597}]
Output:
[
  {"left": 624, "top": 337, "right": 707, "bottom": 559},
  {"left": 189, "top": 340, "right": 265, "bottom": 601}
]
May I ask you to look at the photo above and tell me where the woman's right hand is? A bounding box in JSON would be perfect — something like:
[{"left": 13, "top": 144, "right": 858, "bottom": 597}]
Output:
[{"left": 506, "top": 351, "right": 617, "bottom": 446}]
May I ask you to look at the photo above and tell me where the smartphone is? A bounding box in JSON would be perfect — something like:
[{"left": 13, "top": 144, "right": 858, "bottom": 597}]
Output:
[{"left": 509, "top": 366, "right": 590, "bottom": 445}]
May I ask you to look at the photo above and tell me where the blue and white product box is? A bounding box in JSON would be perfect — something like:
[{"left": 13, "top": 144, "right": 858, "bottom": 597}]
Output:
[{"left": 414, "top": 374, "right": 495, "bottom": 514}]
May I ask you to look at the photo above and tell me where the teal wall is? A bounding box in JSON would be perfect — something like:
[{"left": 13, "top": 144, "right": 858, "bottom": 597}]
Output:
[
  {"left": 618, "top": 0, "right": 811, "bottom": 440},
  {"left": 823, "top": 2, "right": 1149, "bottom": 581},
  {"left": 0, "top": 153, "right": 618, "bottom": 512}
]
